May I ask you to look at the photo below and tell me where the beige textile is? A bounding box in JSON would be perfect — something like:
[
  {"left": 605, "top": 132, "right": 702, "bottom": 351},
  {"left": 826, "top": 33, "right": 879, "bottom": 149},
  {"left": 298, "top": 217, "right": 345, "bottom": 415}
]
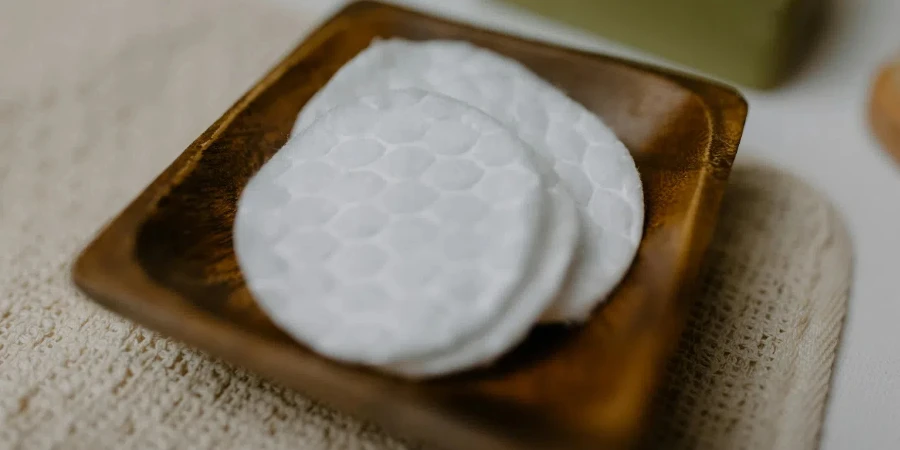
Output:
[
  {"left": 0, "top": 0, "right": 852, "bottom": 449},
  {"left": 642, "top": 164, "right": 852, "bottom": 450}
]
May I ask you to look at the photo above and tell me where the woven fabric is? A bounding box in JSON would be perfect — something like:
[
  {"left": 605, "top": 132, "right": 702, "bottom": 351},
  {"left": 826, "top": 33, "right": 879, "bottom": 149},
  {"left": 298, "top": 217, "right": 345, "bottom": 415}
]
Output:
[
  {"left": 0, "top": 1, "right": 852, "bottom": 449},
  {"left": 642, "top": 164, "right": 852, "bottom": 450}
]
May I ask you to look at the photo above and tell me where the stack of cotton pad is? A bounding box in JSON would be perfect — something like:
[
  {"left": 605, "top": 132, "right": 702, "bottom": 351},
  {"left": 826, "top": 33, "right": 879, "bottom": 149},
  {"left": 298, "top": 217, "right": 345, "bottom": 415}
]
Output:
[{"left": 234, "top": 39, "right": 644, "bottom": 378}]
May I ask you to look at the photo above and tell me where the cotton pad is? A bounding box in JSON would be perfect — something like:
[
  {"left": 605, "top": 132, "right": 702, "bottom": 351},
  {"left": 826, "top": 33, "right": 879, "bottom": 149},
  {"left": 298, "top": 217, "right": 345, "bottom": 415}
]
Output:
[
  {"left": 386, "top": 190, "right": 580, "bottom": 377},
  {"left": 235, "top": 89, "right": 559, "bottom": 373},
  {"left": 293, "top": 39, "right": 644, "bottom": 322}
]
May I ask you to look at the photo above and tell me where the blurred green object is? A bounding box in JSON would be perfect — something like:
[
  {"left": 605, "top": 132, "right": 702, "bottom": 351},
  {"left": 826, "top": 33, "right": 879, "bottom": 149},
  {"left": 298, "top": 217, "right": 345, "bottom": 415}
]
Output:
[{"left": 501, "top": 0, "right": 822, "bottom": 88}]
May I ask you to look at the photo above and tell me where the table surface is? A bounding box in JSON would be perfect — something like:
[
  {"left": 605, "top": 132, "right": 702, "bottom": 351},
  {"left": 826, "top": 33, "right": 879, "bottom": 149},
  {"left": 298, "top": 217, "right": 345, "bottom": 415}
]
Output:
[{"left": 277, "top": 1, "right": 900, "bottom": 448}]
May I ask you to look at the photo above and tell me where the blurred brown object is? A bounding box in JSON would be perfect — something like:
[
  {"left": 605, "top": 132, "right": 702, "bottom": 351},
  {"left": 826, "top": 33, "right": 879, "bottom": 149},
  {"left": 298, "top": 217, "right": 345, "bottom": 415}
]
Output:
[{"left": 870, "top": 57, "right": 900, "bottom": 163}]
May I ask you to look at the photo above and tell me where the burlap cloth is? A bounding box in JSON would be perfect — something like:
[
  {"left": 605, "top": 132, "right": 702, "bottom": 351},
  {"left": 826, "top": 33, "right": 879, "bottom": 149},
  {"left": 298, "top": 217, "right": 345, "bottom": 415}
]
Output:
[{"left": 0, "top": 0, "right": 852, "bottom": 448}]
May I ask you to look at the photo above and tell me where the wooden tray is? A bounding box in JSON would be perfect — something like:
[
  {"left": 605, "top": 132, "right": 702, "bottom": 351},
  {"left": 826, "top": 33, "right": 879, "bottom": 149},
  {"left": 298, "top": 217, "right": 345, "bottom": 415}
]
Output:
[{"left": 72, "top": 2, "right": 747, "bottom": 448}]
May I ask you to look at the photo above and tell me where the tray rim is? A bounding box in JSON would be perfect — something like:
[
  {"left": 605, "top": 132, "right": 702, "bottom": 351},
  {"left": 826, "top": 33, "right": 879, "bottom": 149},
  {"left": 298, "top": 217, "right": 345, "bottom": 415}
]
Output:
[{"left": 72, "top": 1, "right": 748, "bottom": 448}]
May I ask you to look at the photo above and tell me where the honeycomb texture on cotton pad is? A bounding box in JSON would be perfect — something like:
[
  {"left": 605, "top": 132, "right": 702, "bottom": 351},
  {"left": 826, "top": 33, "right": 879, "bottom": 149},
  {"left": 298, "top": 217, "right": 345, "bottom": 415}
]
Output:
[
  {"left": 387, "top": 188, "right": 580, "bottom": 377},
  {"left": 293, "top": 39, "right": 644, "bottom": 322},
  {"left": 235, "top": 89, "right": 547, "bottom": 372}
]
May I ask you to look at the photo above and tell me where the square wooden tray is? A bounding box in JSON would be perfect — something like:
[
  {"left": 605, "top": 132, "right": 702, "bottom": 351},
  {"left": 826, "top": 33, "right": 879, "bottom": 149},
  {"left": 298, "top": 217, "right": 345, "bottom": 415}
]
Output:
[{"left": 73, "top": 2, "right": 747, "bottom": 448}]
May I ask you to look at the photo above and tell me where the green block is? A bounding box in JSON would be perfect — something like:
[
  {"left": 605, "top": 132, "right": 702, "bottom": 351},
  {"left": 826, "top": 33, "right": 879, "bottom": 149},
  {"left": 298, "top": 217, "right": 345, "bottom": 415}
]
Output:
[{"left": 501, "top": 0, "right": 822, "bottom": 88}]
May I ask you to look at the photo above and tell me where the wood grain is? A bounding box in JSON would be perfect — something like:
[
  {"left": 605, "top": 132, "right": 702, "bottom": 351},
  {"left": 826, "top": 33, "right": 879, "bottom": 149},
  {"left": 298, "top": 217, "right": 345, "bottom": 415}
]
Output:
[{"left": 72, "top": 2, "right": 747, "bottom": 449}]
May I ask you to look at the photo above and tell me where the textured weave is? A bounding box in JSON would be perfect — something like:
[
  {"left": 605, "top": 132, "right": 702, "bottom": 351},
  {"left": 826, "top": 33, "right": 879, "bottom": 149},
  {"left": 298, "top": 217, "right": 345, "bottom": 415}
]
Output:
[
  {"left": 642, "top": 164, "right": 852, "bottom": 450},
  {"left": 0, "top": 1, "right": 851, "bottom": 449}
]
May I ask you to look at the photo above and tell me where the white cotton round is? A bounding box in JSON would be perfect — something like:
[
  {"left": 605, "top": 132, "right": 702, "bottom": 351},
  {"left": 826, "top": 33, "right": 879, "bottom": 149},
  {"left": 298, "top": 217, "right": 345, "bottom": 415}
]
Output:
[
  {"left": 293, "top": 39, "right": 644, "bottom": 322},
  {"left": 385, "top": 187, "right": 581, "bottom": 378},
  {"left": 235, "top": 89, "right": 553, "bottom": 372}
]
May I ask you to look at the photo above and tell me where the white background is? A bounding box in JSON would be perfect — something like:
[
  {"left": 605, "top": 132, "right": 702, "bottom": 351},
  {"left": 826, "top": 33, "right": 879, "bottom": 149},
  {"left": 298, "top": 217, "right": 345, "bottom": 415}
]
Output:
[{"left": 274, "top": 0, "right": 900, "bottom": 447}]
